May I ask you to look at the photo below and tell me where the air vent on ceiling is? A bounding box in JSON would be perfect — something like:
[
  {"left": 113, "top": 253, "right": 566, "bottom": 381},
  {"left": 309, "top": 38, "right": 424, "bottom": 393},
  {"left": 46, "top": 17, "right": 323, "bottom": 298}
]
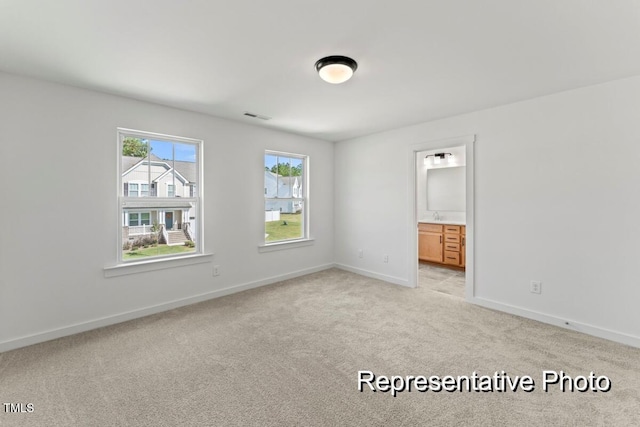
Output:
[{"left": 243, "top": 112, "right": 271, "bottom": 121}]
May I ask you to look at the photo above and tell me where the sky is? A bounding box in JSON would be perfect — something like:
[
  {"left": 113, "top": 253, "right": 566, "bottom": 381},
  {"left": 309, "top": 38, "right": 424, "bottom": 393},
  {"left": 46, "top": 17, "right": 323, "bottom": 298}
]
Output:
[{"left": 149, "top": 139, "right": 196, "bottom": 162}]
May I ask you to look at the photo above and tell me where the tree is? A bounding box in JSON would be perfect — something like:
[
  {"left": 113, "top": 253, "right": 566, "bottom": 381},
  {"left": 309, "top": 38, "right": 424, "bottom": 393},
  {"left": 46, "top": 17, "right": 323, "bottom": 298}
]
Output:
[
  {"left": 270, "top": 162, "right": 302, "bottom": 176},
  {"left": 122, "top": 137, "right": 150, "bottom": 157}
]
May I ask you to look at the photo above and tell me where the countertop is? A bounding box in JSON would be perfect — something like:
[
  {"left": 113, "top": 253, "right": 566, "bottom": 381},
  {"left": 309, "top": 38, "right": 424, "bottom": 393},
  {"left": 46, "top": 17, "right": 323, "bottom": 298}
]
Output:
[{"left": 419, "top": 220, "right": 466, "bottom": 226}]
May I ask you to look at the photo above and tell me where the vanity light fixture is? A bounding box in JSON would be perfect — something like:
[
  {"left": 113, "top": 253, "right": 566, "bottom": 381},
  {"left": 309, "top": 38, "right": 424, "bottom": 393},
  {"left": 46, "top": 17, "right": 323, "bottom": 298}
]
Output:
[
  {"left": 315, "top": 55, "right": 358, "bottom": 84},
  {"left": 424, "top": 152, "right": 453, "bottom": 165}
]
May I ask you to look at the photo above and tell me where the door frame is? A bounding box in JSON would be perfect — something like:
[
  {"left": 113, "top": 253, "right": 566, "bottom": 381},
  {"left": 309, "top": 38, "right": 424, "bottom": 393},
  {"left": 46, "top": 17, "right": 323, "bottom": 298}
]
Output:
[{"left": 408, "top": 134, "right": 475, "bottom": 300}]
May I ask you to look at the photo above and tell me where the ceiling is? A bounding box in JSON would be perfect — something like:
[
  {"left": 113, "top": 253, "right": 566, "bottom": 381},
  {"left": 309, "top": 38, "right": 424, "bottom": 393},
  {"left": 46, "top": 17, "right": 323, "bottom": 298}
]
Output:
[{"left": 2, "top": 1, "right": 640, "bottom": 142}]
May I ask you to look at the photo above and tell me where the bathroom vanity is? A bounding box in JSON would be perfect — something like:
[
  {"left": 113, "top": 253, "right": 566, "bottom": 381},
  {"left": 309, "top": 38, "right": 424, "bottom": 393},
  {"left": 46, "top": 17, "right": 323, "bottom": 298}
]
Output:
[{"left": 418, "top": 222, "right": 465, "bottom": 268}]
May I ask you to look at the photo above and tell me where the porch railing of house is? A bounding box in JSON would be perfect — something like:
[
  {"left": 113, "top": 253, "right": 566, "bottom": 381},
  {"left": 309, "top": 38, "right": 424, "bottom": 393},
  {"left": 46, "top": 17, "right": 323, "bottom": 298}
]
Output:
[
  {"left": 159, "top": 223, "right": 169, "bottom": 245},
  {"left": 183, "top": 222, "right": 193, "bottom": 241},
  {"left": 128, "top": 225, "right": 155, "bottom": 236}
]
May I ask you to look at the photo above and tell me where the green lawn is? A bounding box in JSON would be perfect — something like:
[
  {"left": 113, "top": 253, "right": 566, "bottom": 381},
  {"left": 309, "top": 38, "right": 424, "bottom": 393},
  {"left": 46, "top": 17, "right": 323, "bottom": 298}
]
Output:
[
  {"left": 265, "top": 213, "right": 303, "bottom": 242},
  {"left": 123, "top": 244, "right": 195, "bottom": 260}
]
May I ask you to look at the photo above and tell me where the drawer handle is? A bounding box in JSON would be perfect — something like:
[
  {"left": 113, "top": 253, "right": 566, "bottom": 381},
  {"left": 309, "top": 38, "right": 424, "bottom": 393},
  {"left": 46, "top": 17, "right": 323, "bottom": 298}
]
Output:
[
  {"left": 447, "top": 257, "right": 456, "bottom": 260},
  {"left": 440, "top": 236, "right": 442, "bottom": 243}
]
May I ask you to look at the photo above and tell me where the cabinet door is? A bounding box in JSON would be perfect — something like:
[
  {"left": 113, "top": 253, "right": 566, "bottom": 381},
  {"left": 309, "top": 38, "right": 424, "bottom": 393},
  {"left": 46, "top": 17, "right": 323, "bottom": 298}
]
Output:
[{"left": 419, "top": 231, "right": 443, "bottom": 263}]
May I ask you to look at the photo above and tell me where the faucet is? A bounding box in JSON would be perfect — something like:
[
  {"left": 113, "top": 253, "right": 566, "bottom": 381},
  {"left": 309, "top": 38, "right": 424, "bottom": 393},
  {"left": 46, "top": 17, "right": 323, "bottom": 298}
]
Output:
[{"left": 433, "top": 211, "right": 440, "bottom": 221}]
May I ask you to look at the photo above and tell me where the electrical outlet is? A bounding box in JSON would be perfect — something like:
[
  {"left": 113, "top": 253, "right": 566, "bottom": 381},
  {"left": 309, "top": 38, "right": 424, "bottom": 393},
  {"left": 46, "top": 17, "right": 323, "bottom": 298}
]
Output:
[
  {"left": 383, "top": 255, "right": 389, "bottom": 263},
  {"left": 358, "top": 249, "right": 364, "bottom": 258},
  {"left": 213, "top": 265, "right": 220, "bottom": 276},
  {"left": 530, "top": 280, "right": 541, "bottom": 294}
]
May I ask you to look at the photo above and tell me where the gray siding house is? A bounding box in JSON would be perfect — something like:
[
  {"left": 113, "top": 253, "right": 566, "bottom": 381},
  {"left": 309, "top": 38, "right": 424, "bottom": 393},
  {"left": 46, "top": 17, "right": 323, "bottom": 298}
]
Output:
[
  {"left": 264, "top": 171, "right": 303, "bottom": 218},
  {"left": 122, "top": 154, "right": 197, "bottom": 245}
]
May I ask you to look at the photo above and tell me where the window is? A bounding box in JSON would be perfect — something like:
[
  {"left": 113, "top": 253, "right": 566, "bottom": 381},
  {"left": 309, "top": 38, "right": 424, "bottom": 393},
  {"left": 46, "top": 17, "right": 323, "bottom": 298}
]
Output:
[
  {"left": 119, "top": 128, "right": 202, "bottom": 263},
  {"left": 124, "top": 182, "right": 150, "bottom": 197},
  {"left": 128, "top": 212, "right": 150, "bottom": 226},
  {"left": 264, "top": 151, "right": 308, "bottom": 244}
]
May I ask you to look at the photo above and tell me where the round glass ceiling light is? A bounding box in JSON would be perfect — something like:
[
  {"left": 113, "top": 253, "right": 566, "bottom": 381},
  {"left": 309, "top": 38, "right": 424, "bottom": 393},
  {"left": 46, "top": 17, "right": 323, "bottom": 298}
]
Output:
[{"left": 315, "top": 56, "right": 358, "bottom": 84}]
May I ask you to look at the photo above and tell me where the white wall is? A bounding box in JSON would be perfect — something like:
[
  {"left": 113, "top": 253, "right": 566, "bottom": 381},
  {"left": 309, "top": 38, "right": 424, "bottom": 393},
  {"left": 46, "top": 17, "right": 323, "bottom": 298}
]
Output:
[
  {"left": 0, "top": 72, "right": 334, "bottom": 351},
  {"left": 335, "top": 76, "right": 640, "bottom": 346}
]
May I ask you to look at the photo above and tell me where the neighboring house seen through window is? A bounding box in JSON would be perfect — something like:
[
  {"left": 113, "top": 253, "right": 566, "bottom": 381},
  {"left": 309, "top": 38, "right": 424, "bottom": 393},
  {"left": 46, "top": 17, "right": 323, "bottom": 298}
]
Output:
[
  {"left": 119, "top": 128, "right": 202, "bottom": 263},
  {"left": 128, "top": 212, "right": 151, "bottom": 226},
  {"left": 264, "top": 151, "right": 308, "bottom": 244}
]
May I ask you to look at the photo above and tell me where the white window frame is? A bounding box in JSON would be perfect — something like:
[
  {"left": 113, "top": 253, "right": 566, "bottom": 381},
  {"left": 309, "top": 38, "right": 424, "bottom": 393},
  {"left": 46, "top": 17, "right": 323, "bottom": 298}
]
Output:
[
  {"left": 115, "top": 128, "right": 205, "bottom": 266},
  {"left": 127, "top": 211, "right": 151, "bottom": 227},
  {"left": 261, "top": 150, "right": 311, "bottom": 251},
  {"left": 125, "top": 180, "right": 148, "bottom": 197}
]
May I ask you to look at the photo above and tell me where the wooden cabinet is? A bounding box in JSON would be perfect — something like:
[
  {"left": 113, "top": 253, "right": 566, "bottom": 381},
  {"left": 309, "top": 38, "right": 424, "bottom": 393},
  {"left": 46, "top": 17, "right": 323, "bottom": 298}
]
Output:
[
  {"left": 419, "top": 223, "right": 465, "bottom": 268},
  {"left": 418, "top": 223, "right": 443, "bottom": 263}
]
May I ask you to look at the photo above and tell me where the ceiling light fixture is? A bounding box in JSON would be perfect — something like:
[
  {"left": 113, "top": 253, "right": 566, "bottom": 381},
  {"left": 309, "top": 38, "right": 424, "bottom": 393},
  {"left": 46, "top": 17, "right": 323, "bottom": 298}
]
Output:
[
  {"left": 315, "top": 55, "right": 358, "bottom": 84},
  {"left": 424, "top": 152, "right": 453, "bottom": 165}
]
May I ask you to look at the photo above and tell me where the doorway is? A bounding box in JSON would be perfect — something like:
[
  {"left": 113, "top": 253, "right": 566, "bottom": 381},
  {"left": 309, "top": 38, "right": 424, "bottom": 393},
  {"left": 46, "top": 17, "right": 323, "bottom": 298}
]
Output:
[
  {"left": 165, "top": 212, "right": 174, "bottom": 230},
  {"left": 408, "top": 135, "right": 475, "bottom": 300}
]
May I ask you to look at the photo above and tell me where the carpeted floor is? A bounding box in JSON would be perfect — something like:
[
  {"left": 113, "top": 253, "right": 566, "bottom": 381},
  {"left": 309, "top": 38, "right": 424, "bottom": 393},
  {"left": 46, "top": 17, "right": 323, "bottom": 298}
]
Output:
[{"left": 1, "top": 268, "right": 639, "bottom": 426}]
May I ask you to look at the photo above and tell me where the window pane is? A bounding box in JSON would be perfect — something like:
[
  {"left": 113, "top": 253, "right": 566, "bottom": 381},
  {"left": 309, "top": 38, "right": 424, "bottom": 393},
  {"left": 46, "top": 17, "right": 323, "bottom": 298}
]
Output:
[
  {"left": 265, "top": 154, "right": 278, "bottom": 174},
  {"left": 129, "top": 213, "right": 139, "bottom": 226},
  {"left": 141, "top": 213, "right": 150, "bottom": 225},
  {"left": 277, "top": 157, "right": 292, "bottom": 198},
  {"left": 122, "top": 137, "right": 149, "bottom": 196},
  {"left": 174, "top": 143, "right": 197, "bottom": 163},
  {"left": 265, "top": 201, "right": 304, "bottom": 242},
  {"left": 265, "top": 154, "right": 278, "bottom": 199},
  {"left": 290, "top": 157, "right": 303, "bottom": 198},
  {"left": 141, "top": 184, "right": 149, "bottom": 197},
  {"left": 149, "top": 140, "right": 173, "bottom": 198},
  {"left": 174, "top": 143, "right": 196, "bottom": 197},
  {"left": 129, "top": 183, "right": 139, "bottom": 197},
  {"left": 149, "top": 140, "right": 173, "bottom": 162}
]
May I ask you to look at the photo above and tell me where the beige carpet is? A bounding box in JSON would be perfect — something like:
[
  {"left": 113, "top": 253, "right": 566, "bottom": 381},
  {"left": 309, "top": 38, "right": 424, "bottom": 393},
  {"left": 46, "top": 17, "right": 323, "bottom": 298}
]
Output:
[{"left": 1, "top": 268, "right": 639, "bottom": 426}]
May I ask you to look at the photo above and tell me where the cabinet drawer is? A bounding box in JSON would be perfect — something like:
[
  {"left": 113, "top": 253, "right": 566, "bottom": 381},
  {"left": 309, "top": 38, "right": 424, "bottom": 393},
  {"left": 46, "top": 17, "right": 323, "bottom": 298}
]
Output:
[
  {"left": 419, "top": 223, "right": 443, "bottom": 232},
  {"left": 444, "top": 242, "right": 460, "bottom": 252},
  {"left": 444, "top": 234, "right": 460, "bottom": 243},
  {"left": 443, "top": 251, "right": 460, "bottom": 265},
  {"left": 444, "top": 225, "right": 461, "bottom": 234}
]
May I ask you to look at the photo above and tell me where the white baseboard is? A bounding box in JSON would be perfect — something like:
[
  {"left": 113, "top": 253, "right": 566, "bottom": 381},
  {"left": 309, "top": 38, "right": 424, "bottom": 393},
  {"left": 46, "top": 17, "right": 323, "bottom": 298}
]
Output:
[
  {"left": 470, "top": 296, "right": 640, "bottom": 349},
  {"left": 334, "top": 263, "right": 412, "bottom": 288},
  {"left": 0, "top": 263, "right": 335, "bottom": 353}
]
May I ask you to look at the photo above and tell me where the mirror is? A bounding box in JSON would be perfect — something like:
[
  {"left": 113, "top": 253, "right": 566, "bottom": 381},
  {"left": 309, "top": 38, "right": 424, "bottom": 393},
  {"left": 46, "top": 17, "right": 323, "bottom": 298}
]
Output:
[{"left": 427, "top": 166, "right": 465, "bottom": 211}]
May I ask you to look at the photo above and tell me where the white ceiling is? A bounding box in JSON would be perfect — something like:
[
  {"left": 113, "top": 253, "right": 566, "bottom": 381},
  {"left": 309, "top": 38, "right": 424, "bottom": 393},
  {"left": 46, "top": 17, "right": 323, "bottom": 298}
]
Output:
[{"left": 2, "top": 0, "right": 640, "bottom": 142}]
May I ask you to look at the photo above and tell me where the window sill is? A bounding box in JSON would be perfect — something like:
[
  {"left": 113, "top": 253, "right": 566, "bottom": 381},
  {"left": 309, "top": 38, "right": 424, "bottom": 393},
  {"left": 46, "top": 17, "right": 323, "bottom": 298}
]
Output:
[
  {"left": 104, "top": 253, "right": 214, "bottom": 278},
  {"left": 258, "top": 238, "right": 315, "bottom": 253}
]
